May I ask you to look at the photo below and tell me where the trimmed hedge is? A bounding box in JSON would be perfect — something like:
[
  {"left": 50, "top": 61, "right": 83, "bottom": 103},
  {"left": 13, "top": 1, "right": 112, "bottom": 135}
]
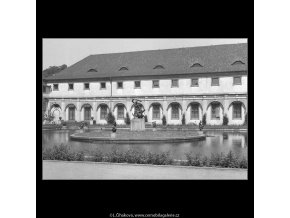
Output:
[
  {"left": 42, "top": 144, "right": 84, "bottom": 161},
  {"left": 184, "top": 150, "right": 247, "bottom": 168},
  {"left": 92, "top": 149, "right": 173, "bottom": 165},
  {"left": 42, "top": 145, "right": 247, "bottom": 169}
]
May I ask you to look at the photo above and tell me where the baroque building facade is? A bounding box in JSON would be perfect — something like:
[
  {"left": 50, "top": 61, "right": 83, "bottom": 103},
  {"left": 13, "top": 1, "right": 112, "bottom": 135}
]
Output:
[{"left": 43, "top": 43, "right": 247, "bottom": 125}]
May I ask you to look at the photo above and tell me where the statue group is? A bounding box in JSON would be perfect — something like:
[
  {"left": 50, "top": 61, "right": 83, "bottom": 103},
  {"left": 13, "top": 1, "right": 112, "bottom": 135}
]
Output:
[
  {"left": 131, "top": 99, "right": 146, "bottom": 131},
  {"left": 132, "top": 99, "right": 145, "bottom": 119}
]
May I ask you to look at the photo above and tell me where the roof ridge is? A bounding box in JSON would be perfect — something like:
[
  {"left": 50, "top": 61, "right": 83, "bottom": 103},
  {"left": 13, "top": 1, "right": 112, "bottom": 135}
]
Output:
[{"left": 89, "top": 43, "right": 247, "bottom": 57}]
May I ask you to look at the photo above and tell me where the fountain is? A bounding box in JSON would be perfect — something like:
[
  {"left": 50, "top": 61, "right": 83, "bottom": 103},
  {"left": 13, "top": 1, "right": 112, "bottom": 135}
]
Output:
[{"left": 70, "top": 98, "right": 206, "bottom": 143}]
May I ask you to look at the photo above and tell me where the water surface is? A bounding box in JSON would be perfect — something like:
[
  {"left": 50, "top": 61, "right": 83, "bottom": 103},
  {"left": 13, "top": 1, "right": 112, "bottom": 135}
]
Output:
[{"left": 42, "top": 130, "right": 247, "bottom": 160}]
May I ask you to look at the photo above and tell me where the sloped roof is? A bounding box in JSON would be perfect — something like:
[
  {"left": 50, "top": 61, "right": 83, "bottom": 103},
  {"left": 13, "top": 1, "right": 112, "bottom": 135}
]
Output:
[{"left": 44, "top": 43, "right": 247, "bottom": 81}]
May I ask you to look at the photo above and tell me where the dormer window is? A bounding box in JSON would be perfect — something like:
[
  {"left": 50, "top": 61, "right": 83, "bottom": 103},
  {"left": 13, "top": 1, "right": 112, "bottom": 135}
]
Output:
[
  {"left": 231, "top": 60, "right": 245, "bottom": 65},
  {"left": 153, "top": 65, "right": 165, "bottom": 69},
  {"left": 87, "top": 69, "right": 97, "bottom": 72},
  {"left": 119, "top": 67, "right": 129, "bottom": 71},
  {"left": 191, "top": 63, "right": 203, "bottom": 68}
]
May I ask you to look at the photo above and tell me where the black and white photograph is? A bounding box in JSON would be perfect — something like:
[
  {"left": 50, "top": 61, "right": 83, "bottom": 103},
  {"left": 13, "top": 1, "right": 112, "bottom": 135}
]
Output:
[
  {"left": 42, "top": 38, "right": 248, "bottom": 180},
  {"left": 7, "top": 0, "right": 290, "bottom": 217}
]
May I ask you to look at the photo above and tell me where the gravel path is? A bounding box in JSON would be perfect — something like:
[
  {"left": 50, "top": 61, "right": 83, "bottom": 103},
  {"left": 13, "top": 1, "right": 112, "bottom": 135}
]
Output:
[{"left": 43, "top": 160, "right": 247, "bottom": 180}]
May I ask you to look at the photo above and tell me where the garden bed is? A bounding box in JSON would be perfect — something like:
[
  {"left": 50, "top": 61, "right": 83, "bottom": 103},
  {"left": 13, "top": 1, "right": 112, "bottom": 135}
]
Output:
[{"left": 42, "top": 144, "right": 247, "bottom": 169}]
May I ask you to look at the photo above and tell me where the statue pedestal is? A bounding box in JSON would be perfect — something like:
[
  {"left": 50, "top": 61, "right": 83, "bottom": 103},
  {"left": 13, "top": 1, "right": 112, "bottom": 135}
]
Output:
[{"left": 130, "top": 118, "right": 145, "bottom": 131}]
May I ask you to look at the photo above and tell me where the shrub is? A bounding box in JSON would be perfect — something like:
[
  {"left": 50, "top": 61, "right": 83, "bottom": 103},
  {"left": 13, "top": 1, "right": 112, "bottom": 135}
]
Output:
[
  {"left": 239, "top": 157, "right": 248, "bottom": 168},
  {"left": 106, "top": 110, "right": 115, "bottom": 125},
  {"left": 92, "top": 149, "right": 104, "bottom": 162},
  {"left": 125, "top": 112, "right": 131, "bottom": 125},
  {"left": 43, "top": 112, "right": 54, "bottom": 122},
  {"left": 95, "top": 149, "right": 173, "bottom": 165},
  {"left": 144, "top": 115, "right": 148, "bottom": 122},
  {"left": 152, "top": 121, "right": 157, "bottom": 128},
  {"left": 162, "top": 115, "right": 167, "bottom": 126},
  {"left": 223, "top": 114, "right": 229, "bottom": 125},
  {"left": 202, "top": 113, "right": 207, "bottom": 126},
  {"left": 182, "top": 113, "right": 186, "bottom": 125},
  {"left": 42, "top": 144, "right": 84, "bottom": 161},
  {"left": 185, "top": 150, "right": 247, "bottom": 169}
]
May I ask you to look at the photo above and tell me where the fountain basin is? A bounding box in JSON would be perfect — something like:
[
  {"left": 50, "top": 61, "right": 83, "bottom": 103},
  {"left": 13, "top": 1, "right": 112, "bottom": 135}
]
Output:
[{"left": 70, "top": 130, "right": 206, "bottom": 143}]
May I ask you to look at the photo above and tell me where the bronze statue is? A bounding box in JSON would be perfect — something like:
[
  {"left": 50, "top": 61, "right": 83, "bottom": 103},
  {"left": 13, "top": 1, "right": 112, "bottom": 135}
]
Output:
[{"left": 132, "top": 99, "right": 145, "bottom": 118}]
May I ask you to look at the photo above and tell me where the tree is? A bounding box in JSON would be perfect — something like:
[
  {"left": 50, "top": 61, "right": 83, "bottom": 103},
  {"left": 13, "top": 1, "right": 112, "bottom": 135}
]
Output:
[
  {"left": 162, "top": 115, "right": 167, "bottom": 126},
  {"left": 244, "top": 112, "right": 248, "bottom": 125},
  {"left": 223, "top": 114, "right": 229, "bottom": 125},
  {"left": 202, "top": 113, "right": 207, "bottom": 126},
  {"left": 125, "top": 112, "right": 131, "bottom": 125},
  {"left": 42, "top": 64, "right": 67, "bottom": 78},
  {"left": 182, "top": 113, "right": 186, "bottom": 125},
  {"left": 106, "top": 110, "right": 115, "bottom": 125},
  {"left": 144, "top": 115, "right": 148, "bottom": 122}
]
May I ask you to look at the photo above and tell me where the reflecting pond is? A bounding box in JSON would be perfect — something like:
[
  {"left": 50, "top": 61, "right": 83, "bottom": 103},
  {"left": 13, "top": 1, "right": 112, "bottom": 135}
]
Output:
[{"left": 42, "top": 130, "right": 248, "bottom": 160}]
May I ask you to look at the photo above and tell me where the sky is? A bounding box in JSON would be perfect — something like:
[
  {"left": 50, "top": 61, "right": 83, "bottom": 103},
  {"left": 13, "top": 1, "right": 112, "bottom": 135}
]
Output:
[{"left": 43, "top": 38, "right": 247, "bottom": 70}]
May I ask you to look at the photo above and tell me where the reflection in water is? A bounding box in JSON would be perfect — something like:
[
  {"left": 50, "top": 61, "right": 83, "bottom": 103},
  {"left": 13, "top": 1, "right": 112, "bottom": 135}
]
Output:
[{"left": 42, "top": 130, "right": 248, "bottom": 160}]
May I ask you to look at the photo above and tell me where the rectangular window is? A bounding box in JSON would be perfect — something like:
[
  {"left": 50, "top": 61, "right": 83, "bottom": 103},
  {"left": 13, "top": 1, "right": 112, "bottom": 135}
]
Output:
[
  {"left": 152, "top": 105, "right": 160, "bottom": 120},
  {"left": 134, "top": 81, "right": 141, "bottom": 88},
  {"left": 117, "top": 106, "right": 124, "bottom": 119},
  {"left": 171, "top": 105, "right": 179, "bottom": 120},
  {"left": 43, "top": 86, "right": 46, "bottom": 93},
  {"left": 100, "top": 106, "right": 107, "bottom": 120},
  {"left": 152, "top": 80, "right": 159, "bottom": 88},
  {"left": 100, "top": 82, "right": 106, "bottom": 89},
  {"left": 84, "top": 83, "right": 90, "bottom": 90},
  {"left": 68, "top": 83, "right": 74, "bottom": 90},
  {"left": 68, "top": 107, "right": 75, "bottom": 120},
  {"left": 117, "top": 82, "right": 123, "bottom": 89},
  {"left": 211, "top": 78, "right": 219, "bottom": 86},
  {"left": 211, "top": 103, "right": 220, "bottom": 120},
  {"left": 84, "top": 107, "right": 91, "bottom": 120},
  {"left": 171, "top": 79, "right": 178, "bottom": 87},
  {"left": 191, "top": 78, "right": 199, "bottom": 87},
  {"left": 53, "top": 84, "right": 58, "bottom": 91},
  {"left": 233, "top": 76, "right": 242, "bottom": 85},
  {"left": 191, "top": 104, "right": 199, "bottom": 120},
  {"left": 233, "top": 103, "right": 242, "bottom": 119}
]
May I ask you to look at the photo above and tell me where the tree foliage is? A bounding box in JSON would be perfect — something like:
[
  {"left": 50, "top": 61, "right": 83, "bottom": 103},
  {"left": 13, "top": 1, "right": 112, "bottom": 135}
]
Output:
[
  {"left": 244, "top": 112, "right": 248, "bottom": 125},
  {"left": 125, "top": 112, "right": 131, "bottom": 125},
  {"left": 223, "top": 114, "right": 229, "bottom": 125},
  {"left": 182, "top": 113, "right": 186, "bottom": 125},
  {"left": 202, "top": 113, "right": 207, "bottom": 126},
  {"left": 106, "top": 111, "right": 116, "bottom": 125},
  {"left": 144, "top": 115, "right": 148, "bottom": 122},
  {"left": 42, "top": 64, "right": 67, "bottom": 78},
  {"left": 162, "top": 115, "right": 167, "bottom": 126}
]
